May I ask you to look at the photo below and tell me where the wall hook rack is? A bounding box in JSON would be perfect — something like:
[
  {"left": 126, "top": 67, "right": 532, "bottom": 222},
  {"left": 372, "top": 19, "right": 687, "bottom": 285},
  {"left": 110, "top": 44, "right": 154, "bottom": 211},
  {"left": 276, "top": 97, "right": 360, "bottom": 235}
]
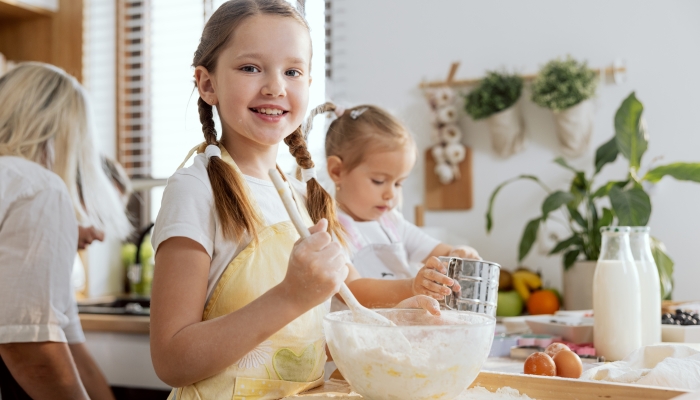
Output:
[{"left": 419, "top": 59, "right": 627, "bottom": 89}]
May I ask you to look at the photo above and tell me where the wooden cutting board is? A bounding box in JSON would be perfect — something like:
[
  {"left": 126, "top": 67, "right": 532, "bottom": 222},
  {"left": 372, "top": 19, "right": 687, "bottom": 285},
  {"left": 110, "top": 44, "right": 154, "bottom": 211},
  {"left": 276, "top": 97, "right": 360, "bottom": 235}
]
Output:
[
  {"left": 424, "top": 147, "right": 473, "bottom": 210},
  {"left": 286, "top": 371, "right": 691, "bottom": 399}
]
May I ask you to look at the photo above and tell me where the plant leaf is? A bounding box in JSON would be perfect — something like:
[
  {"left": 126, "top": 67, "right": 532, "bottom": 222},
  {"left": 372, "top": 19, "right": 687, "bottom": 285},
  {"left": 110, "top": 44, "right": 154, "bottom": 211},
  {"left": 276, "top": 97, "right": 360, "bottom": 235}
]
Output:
[
  {"left": 609, "top": 186, "right": 651, "bottom": 226},
  {"left": 588, "top": 200, "right": 598, "bottom": 224},
  {"left": 563, "top": 248, "right": 581, "bottom": 270},
  {"left": 519, "top": 218, "right": 541, "bottom": 262},
  {"left": 615, "top": 92, "right": 648, "bottom": 170},
  {"left": 650, "top": 238, "right": 674, "bottom": 300},
  {"left": 486, "top": 175, "right": 548, "bottom": 233},
  {"left": 464, "top": 71, "right": 524, "bottom": 120},
  {"left": 592, "top": 180, "right": 629, "bottom": 199},
  {"left": 569, "top": 172, "right": 588, "bottom": 206},
  {"left": 597, "top": 208, "right": 614, "bottom": 229},
  {"left": 643, "top": 163, "right": 700, "bottom": 184},
  {"left": 554, "top": 157, "right": 580, "bottom": 174},
  {"left": 549, "top": 235, "right": 583, "bottom": 255},
  {"left": 542, "top": 191, "right": 575, "bottom": 219},
  {"left": 531, "top": 56, "right": 598, "bottom": 111},
  {"left": 595, "top": 136, "right": 619, "bottom": 174},
  {"left": 567, "top": 206, "right": 587, "bottom": 229}
]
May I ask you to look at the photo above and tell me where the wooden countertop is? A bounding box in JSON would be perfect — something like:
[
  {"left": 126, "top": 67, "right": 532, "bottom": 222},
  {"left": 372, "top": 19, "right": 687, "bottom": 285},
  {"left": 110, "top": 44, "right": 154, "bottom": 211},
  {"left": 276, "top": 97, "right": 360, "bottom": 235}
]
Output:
[
  {"left": 79, "top": 314, "right": 150, "bottom": 334},
  {"left": 287, "top": 372, "right": 691, "bottom": 399}
]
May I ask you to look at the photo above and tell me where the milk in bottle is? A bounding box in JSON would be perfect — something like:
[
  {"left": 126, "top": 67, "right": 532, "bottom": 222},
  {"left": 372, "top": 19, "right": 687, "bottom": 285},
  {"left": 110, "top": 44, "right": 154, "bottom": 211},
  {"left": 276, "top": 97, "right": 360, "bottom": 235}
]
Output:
[
  {"left": 593, "top": 226, "right": 642, "bottom": 361},
  {"left": 630, "top": 226, "right": 662, "bottom": 346}
]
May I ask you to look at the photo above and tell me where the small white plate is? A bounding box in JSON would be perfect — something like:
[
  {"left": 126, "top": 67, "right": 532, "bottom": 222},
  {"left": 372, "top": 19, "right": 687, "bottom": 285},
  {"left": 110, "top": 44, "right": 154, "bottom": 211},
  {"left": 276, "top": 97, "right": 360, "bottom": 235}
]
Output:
[
  {"left": 525, "top": 315, "right": 594, "bottom": 344},
  {"left": 662, "top": 324, "right": 700, "bottom": 343}
]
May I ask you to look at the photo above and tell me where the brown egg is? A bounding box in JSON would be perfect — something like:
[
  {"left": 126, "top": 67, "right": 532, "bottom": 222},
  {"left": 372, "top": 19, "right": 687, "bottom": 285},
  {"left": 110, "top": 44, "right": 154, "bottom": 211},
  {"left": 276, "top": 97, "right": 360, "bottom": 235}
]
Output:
[
  {"left": 545, "top": 342, "right": 570, "bottom": 359},
  {"left": 523, "top": 352, "right": 556, "bottom": 376},
  {"left": 553, "top": 349, "right": 583, "bottom": 379}
]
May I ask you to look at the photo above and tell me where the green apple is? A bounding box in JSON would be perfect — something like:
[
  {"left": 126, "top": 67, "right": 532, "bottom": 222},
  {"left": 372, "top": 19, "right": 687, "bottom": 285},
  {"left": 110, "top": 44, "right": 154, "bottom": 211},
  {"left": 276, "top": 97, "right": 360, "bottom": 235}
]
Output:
[
  {"left": 121, "top": 239, "right": 154, "bottom": 268},
  {"left": 496, "top": 290, "right": 524, "bottom": 317},
  {"left": 121, "top": 243, "right": 137, "bottom": 268}
]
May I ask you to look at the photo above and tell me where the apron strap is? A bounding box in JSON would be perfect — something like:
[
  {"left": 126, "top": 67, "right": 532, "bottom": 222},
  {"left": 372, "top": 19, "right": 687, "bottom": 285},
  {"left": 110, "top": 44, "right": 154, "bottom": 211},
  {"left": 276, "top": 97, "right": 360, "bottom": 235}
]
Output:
[
  {"left": 378, "top": 214, "right": 400, "bottom": 244},
  {"left": 177, "top": 142, "right": 204, "bottom": 170}
]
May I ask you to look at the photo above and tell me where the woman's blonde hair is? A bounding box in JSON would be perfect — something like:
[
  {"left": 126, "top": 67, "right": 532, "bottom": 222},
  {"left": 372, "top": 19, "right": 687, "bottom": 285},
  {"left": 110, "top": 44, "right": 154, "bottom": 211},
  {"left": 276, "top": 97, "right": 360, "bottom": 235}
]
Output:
[
  {"left": 193, "top": 0, "right": 343, "bottom": 242},
  {"left": 322, "top": 103, "right": 414, "bottom": 172},
  {"left": 0, "top": 62, "right": 131, "bottom": 239}
]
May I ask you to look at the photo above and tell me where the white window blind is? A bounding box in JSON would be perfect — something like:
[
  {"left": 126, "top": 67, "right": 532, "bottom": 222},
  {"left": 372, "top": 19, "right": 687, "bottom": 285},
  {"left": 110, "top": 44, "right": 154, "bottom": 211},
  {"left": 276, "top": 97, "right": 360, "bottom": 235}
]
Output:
[{"left": 117, "top": 0, "right": 152, "bottom": 178}]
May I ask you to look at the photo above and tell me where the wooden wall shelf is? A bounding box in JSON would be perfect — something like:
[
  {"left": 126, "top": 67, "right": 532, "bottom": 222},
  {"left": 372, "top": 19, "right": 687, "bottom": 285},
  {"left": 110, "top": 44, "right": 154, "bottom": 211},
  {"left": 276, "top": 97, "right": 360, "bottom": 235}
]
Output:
[
  {"left": 0, "top": 0, "right": 82, "bottom": 81},
  {"left": 0, "top": 0, "right": 54, "bottom": 20},
  {"left": 424, "top": 147, "right": 473, "bottom": 211}
]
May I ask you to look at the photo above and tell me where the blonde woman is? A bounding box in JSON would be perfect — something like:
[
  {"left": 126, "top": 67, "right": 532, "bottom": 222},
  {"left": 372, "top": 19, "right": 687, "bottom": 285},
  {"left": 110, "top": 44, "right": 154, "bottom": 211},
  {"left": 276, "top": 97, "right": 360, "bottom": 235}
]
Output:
[{"left": 0, "top": 63, "right": 131, "bottom": 399}]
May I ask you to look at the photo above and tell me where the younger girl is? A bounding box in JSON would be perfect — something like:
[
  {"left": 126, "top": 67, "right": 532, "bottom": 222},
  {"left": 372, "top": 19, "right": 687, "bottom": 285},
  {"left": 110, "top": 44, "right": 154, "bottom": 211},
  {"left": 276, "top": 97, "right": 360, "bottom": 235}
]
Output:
[
  {"left": 149, "top": 1, "right": 449, "bottom": 399},
  {"left": 313, "top": 103, "right": 481, "bottom": 282}
]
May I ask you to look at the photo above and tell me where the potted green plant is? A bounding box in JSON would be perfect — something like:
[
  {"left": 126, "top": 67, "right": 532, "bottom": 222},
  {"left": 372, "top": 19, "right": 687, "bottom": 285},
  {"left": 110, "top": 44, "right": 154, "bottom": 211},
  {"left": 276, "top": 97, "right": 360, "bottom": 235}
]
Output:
[
  {"left": 532, "top": 56, "right": 598, "bottom": 157},
  {"left": 464, "top": 71, "right": 525, "bottom": 157},
  {"left": 486, "top": 92, "right": 700, "bottom": 308}
]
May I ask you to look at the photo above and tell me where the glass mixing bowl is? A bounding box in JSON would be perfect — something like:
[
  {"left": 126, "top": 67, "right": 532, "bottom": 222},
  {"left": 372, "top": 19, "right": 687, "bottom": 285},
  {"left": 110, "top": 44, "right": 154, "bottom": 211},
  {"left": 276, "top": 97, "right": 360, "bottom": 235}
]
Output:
[{"left": 324, "top": 309, "right": 496, "bottom": 400}]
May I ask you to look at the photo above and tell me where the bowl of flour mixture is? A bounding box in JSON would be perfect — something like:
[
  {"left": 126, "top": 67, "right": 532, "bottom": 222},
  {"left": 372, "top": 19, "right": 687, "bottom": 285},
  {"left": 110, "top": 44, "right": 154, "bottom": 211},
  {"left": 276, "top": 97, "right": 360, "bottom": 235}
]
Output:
[{"left": 324, "top": 309, "right": 496, "bottom": 400}]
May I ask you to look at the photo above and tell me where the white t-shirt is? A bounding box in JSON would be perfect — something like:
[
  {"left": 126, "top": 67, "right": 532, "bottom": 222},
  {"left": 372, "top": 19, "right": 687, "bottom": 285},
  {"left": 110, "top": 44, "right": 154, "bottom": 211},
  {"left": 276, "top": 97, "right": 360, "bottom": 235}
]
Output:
[
  {"left": 338, "top": 208, "right": 440, "bottom": 269},
  {"left": 0, "top": 156, "right": 85, "bottom": 344},
  {"left": 152, "top": 154, "right": 307, "bottom": 300}
]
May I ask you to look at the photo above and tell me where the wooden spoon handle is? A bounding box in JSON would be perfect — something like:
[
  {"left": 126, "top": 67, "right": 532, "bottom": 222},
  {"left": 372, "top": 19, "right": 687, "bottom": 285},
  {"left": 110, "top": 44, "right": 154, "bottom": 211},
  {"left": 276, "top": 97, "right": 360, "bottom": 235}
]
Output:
[{"left": 268, "top": 169, "right": 363, "bottom": 311}]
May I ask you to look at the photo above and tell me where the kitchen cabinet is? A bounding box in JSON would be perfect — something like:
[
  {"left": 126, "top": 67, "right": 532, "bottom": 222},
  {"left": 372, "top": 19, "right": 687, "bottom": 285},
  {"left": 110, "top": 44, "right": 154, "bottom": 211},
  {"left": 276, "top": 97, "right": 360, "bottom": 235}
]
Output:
[
  {"left": 0, "top": 0, "right": 82, "bottom": 81},
  {"left": 80, "top": 312, "right": 170, "bottom": 392}
]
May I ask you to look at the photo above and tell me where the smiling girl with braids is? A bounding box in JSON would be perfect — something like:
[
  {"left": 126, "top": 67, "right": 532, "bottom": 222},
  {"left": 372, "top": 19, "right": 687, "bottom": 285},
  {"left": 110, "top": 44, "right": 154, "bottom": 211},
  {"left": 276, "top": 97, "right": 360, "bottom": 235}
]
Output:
[{"left": 149, "top": 1, "right": 445, "bottom": 398}]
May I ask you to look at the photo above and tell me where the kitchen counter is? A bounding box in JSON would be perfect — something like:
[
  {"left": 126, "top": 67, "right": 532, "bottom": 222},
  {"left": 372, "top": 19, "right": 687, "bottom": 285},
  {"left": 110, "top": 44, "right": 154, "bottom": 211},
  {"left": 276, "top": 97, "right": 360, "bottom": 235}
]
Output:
[
  {"left": 79, "top": 313, "right": 150, "bottom": 334},
  {"left": 78, "top": 295, "right": 151, "bottom": 334}
]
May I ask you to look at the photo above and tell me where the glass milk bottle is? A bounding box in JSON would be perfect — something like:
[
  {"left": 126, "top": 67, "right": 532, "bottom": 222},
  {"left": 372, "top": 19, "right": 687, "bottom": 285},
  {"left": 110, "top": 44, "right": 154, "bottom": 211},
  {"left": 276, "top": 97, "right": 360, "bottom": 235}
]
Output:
[
  {"left": 630, "top": 226, "right": 662, "bottom": 346},
  {"left": 593, "top": 227, "right": 642, "bottom": 361}
]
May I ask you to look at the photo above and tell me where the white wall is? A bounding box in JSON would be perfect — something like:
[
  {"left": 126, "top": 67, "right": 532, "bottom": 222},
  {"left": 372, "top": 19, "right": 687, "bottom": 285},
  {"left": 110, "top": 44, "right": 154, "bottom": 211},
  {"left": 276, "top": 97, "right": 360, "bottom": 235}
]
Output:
[{"left": 328, "top": 0, "right": 700, "bottom": 301}]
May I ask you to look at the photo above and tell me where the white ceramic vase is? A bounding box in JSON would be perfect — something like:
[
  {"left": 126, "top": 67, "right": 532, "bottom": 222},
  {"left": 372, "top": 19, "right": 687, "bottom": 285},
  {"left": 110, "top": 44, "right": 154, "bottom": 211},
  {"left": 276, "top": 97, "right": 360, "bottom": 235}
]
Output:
[
  {"left": 553, "top": 99, "right": 595, "bottom": 158},
  {"left": 486, "top": 101, "right": 525, "bottom": 158},
  {"left": 563, "top": 260, "right": 596, "bottom": 310}
]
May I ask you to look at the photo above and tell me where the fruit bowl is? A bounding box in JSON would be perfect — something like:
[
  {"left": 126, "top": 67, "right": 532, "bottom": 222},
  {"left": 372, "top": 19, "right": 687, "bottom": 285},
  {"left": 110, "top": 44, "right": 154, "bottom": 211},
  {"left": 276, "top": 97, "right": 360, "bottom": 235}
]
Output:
[{"left": 324, "top": 309, "right": 496, "bottom": 400}]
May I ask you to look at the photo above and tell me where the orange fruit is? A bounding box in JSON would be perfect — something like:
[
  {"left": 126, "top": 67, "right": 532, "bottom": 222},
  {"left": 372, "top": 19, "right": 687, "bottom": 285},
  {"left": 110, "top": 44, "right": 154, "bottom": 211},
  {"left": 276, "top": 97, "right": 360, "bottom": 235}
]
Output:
[{"left": 527, "top": 290, "right": 560, "bottom": 315}]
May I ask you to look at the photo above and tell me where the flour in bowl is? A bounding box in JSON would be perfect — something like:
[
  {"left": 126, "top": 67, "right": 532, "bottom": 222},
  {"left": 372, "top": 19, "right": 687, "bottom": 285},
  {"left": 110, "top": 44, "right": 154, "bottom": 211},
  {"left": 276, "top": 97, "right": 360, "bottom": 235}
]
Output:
[{"left": 325, "top": 310, "right": 495, "bottom": 400}]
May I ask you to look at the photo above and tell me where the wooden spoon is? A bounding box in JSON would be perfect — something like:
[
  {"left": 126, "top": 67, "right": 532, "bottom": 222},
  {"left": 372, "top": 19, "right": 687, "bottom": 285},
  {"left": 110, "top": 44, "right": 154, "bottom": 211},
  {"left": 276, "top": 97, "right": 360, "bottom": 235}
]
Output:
[{"left": 269, "top": 169, "right": 395, "bottom": 327}]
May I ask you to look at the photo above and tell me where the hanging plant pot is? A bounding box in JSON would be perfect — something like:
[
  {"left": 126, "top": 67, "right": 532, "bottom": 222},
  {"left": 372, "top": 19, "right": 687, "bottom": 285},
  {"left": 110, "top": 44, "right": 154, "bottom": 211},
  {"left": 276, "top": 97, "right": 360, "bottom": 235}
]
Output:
[
  {"left": 464, "top": 71, "right": 524, "bottom": 159},
  {"left": 552, "top": 98, "right": 595, "bottom": 157},
  {"left": 485, "top": 101, "right": 525, "bottom": 157},
  {"left": 531, "top": 57, "right": 598, "bottom": 157}
]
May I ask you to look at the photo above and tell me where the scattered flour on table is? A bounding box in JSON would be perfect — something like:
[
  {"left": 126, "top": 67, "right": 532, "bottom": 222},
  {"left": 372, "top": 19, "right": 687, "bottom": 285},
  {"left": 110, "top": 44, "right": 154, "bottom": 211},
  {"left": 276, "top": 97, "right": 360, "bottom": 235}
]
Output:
[{"left": 455, "top": 386, "right": 535, "bottom": 400}]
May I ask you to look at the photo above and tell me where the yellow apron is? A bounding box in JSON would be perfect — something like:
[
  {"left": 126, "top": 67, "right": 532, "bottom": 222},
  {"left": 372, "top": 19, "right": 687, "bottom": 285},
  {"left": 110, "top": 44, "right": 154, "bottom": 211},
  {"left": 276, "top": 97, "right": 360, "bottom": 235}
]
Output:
[{"left": 171, "top": 148, "right": 327, "bottom": 400}]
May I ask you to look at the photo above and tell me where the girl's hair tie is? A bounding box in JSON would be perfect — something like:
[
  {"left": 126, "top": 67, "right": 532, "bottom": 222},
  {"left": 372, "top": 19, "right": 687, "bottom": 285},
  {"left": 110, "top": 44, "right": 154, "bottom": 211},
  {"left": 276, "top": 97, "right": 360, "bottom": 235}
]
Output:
[
  {"left": 334, "top": 106, "right": 346, "bottom": 118},
  {"left": 301, "top": 167, "right": 317, "bottom": 183},
  {"left": 205, "top": 144, "right": 221, "bottom": 159},
  {"left": 350, "top": 107, "right": 368, "bottom": 120}
]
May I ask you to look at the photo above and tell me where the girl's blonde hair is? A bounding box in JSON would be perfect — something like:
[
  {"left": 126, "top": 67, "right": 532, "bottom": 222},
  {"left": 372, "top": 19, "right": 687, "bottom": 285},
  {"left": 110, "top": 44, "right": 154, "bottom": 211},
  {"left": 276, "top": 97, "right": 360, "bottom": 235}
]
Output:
[
  {"left": 0, "top": 62, "right": 132, "bottom": 239},
  {"left": 193, "top": 0, "right": 342, "bottom": 242},
  {"left": 321, "top": 103, "right": 414, "bottom": 172}
]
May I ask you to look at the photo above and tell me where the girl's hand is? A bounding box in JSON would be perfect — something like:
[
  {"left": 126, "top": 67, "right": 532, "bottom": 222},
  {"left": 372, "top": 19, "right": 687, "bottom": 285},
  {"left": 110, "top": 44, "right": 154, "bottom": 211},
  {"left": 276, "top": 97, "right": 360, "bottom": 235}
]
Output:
[
  {"left": 78, "top": 225, "right": 105, "bottom": 250},
  {"left": 282, "top": 219, "right": 348, "bottom": 311},
  {"left": 449, "top": 245, "right": 481, "bottom": 260},
  {"left": 395, "top": 295, "right": 441, "bottom": 316},
  {"left": 412, "top": 257, "right": 455, "bottom": 301}
]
